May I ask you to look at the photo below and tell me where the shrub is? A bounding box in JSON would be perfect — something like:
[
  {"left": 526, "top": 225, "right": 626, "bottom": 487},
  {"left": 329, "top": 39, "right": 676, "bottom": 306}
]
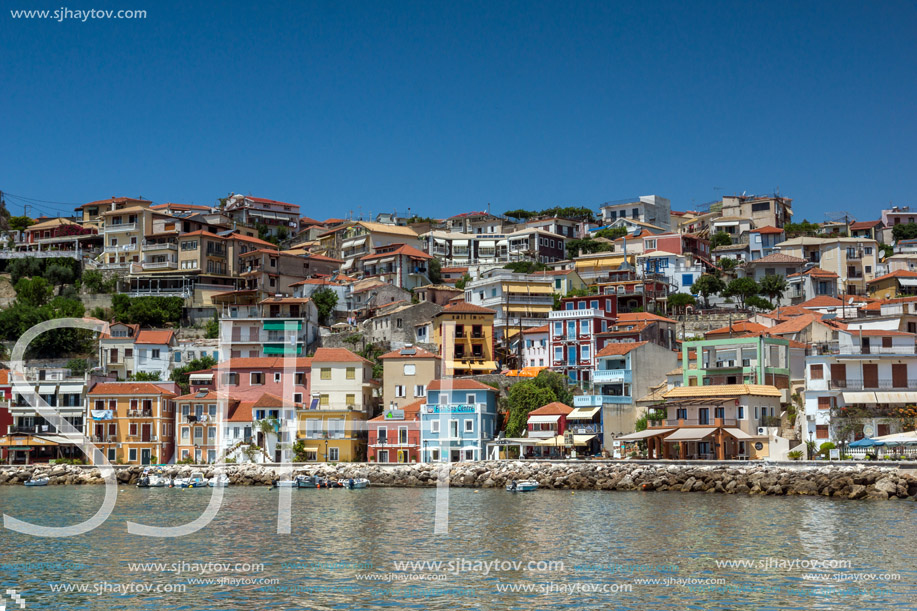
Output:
[{"left": 786, "top": 450, "right": 803, "bottom": 461}]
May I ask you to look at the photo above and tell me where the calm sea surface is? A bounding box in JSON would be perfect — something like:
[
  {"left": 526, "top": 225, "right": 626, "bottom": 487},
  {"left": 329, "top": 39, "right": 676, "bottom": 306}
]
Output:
[{"left": 0, "top": 486, "right": 914, "bottom": 610}]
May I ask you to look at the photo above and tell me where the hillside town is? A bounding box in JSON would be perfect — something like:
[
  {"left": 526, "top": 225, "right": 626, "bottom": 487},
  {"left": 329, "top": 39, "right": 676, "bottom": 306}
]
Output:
[{"left": 1, "top": 191, "right": 916, "bottom": 466}]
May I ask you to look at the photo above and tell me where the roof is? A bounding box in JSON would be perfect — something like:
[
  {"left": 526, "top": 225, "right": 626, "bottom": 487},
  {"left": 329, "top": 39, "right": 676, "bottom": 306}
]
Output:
[
  {"left": 89, "top": 382, "right": 177, "bottom": 397},
  {"left": 134, "top": 329, "right": 175, "bottom": 345},
  {"left": 868, "top": 269, "right": 917, "bottom": 284},
  {"left": 663, "top": 384, "right": 782, "bottom": 399},
  {"left": 800, "top": 296, "right": 844, "bottom": 308},
  {"left": 151, "top": 202, "right": 212, "bottom": 212},
  {"left": 227, "top": 400, "right": 255, "bottom": 423},
  {"left": 378, "top": 346, "right": 440, "bottom": 360},
  {"left": 312, "top": 347, "right": 371, "bottom": 365},
  {"left": 427, "top": 379, "right": 496, "bottom": 392},
  {"left": 761, "top": 304, "right": 811, "bottom": 319},
  {"left": 174, "top": 390, "right": 222, "bottom": 401},
  {"left": 747, "top": 252, "right": 807, "bottom": 265},
  {"left": 845, "top": 329, "right": 916, "bottom": 337},
  {"left": 180, "top": 230, "right": 226, "bottom": 240},
  {"left": 28, "top": 218, "right": 83, "bottom": 231},
  {"left": 360, "top": 243, "right": 432, "bottom": 261},
  {"left": 755, "top": 313, "right": 823, "bottom": 335},
  {"left": 301, "top": 253, "right": 344, "bottom": 263},
  {"left": 850, "top": 220, "right": 882, "bottom": 230},
  {"left": 102, "top": 205, "right": 148, "bottom": 216},
  {"left": 355, "top": 221, "right": 419, "bottom": 238},
  {"left": 206, "top": 357, "right": 313, "bottom": 370},
  {"left": 299, "top": 216, "right": 323, "bottom": 226},
  {"left": 257, "top": 296, "right": 312, "bottom": 305},
  {"left": 749, "top": 225, "right": 785, "bottom": 234},
  {"left": 528, "top": 402, "right": 573, "bottom": 416},
  {"left": 616, "top": 312, "right": 677, "bottom": 324},
  {"left": 522, "top": 324, "right": 550, "bottom": 334},
  {"left": 861, "top": 295, "right": 917, "bottom": 312},
  {"left": 435, "top": 301, "right": 496, "bottom": 315},
  {"left": 229, "top": 233, "right": 279, "bottom": 249},
  {"left": 369, "top": 398, "right": 425, "bottom": 422},
  {"left": 79, "top": 196, "right": 151, "bottom": 210},
  {"left": 705, "top": 321, "right": 767, "bottom": 336},
  {"left": 241, "top": 195, "right": 300, "bottom": 210},
  {"left": 596, "top": 341, "right": 648, "bottom": 357},
  {"left": 788, "top": 267, "right": 839, "bottom": 279},
  {"left": 440, "top": 267, "right": 468, "bottom": 273}
]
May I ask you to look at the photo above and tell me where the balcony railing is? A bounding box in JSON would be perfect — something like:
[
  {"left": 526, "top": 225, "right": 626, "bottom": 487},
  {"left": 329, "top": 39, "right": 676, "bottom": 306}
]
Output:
[
  {"left": 106, "top": 222, "right": 137, "bottom": 232},
  {"left": 550, "top": 308, "right": 600, "bottom": 319},
  {"left": 566, "top": 423, "right": 601, "bottom": 434},
  {"left": 143, "top": 260, "right": 178, "bottom": 270},
  {"left": 659, "top": 418, "right": 738, "bottom": 427},
  {"left": 142, "top": 242, "right": 177, "bottom": 251},
  {"left": 809, "top": 342, "right": 917, "bottom": 355},
  {"left": 593, "top": 369, "right": 631, "bottom": 383},
  {"left": 822, "top": 378, "right": 917, "bottom": 390},
  {"left": 573, "top": 394, "right": 631, "bottom": 406}
]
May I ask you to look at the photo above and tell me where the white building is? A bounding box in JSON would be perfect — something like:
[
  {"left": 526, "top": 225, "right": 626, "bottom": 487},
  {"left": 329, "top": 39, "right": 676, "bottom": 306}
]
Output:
[
  {"left": 600, "top": 195, "right": 672, "bottom": 231},
  {"left": 521, "top": 325, "right": 549, "bottom": 368}
]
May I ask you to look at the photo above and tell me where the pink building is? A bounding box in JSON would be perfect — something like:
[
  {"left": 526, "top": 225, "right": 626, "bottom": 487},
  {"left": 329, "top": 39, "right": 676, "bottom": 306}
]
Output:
[{"left": 191, "top": 357, "right": 312, "bottom": 405}]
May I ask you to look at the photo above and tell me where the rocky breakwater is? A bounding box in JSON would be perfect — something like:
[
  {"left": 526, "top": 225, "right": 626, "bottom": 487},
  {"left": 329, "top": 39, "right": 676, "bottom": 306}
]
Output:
[{"left": 2, "top": 462, "right": 916, "bottom": 500}]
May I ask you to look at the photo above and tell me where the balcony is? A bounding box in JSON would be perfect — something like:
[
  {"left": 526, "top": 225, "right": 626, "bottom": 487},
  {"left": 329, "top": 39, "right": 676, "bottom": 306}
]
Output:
[
  {"left": 573, "top": 394, "right": 631, "bottom": 406},
  {"left": 810, "top": 342, "right": 917, "bottom": 355},
  {"left": 142, "top": 242, "right": 177, "bottom": 252},
  {"left": 660, "top": 418, "right": 738, "bottom": 427},
  {"left": 106, "top": 223, "right": 137, "bottom": 233},
  {"left": 593, "top": 369, "right": 632, "bottom": 383},
  {"left": 551, "top": 308, "right": 599, "bottom": 319},
  {"left": 143, "top": 260, "right": 178, "bottom": 270},
  {"left": 822, "top": 378, "right": 917, "bottom": 390},
  {"left": 127, "top": 410, "right": 153, "bottom": 418}
]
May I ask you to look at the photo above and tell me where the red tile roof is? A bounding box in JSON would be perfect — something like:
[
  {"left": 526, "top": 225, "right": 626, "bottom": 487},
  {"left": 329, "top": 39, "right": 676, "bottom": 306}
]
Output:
[
  {"left": 440, "top": 267, "right": 468, "bottom": 274},
  {"left": 749, "top": 225, "right": 785, "bottom": 234},
  {"left": 428, "top": 379, "right": 496, "bottom": 391},
  {"left": 596, "top": 341, "right": 648, "bottom": 357},
  {"left": 361, "top": 243, "right": 432, "bottom": 261},
  {"left": 705, "top": 321, "right": 767, "bottom": 336},
  {"left": 868, "top": 269, "right": 917, "bottom": 284},
  {"left": 89, "top": 382, "right": 177, "bottom": 396},
  {"left": 436, "top": 301, "right": 496, "bottom": 315},
  {"left": 748, "top": 252, "right": 807, "bottom": 265},
  {"left": 228, "top": 400, "right": 254, "bottom": 423},
  {"left": 303, "top": 253, "right": 344, "bottom": 263},
  {"left": 788, "top": 267, "right": 839, "bottom": 278},
  {"left": 800, "top": 296, "right": 844, "bottom": 308},
  {"left": 379, "top": 346, "right": 440, "bottom": 360},
  {"left": 522, "top": 324, "right": 549, "bottom": 334},
  {"left": 369, "top": 398, "right": 425, "bottom": 422},
  {"left": 757, "top": 313, "right": 823, "bottom": 335},
  {"left": 135, "top": 329, "right": 175, "bottom": 345},
  {"left": 230, "top": 233, "right": 279, "bottom": 249},
  {"left": 528, "top": 401, "right": 573, "bottom": 416},
  {"left": 207, "top": 357, "right": 313, "bottom": 370},
  {"left": 181, "top": 230, "right": 226, "bottom": 240},
  {"left": 616, "top": 312, "right": 677, "bottom": 324},
  {"left": 312, "top": 347, "right": 371, "bottom": 364},
  {"left": 762, "top": 304, "right": 811, "bottom": 319},
  {"left": 850, "top": 220, "right": 882, "bottom": 230},
  {"left": 849, "top": 329, "right": 916, "bottom": 337},
  {"left": 300, "top": 216, "right": 323, "bottom": 226},
  {"left": 861, "top": 295, "right": 917, "bottom": 312},
  {"left": 79, "top": 196, "right": 151, "bottom": 210}
]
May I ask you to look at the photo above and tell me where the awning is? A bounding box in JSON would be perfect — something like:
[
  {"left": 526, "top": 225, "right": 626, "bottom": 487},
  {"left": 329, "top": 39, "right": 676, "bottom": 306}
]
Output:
[
  {"left": 535, "top": 434, "right": 596, "bottom": 447},
  {"left": 528, "top": 415, "right": 561, "bottom": 424},
  {"left": 874, "top": 392, "right": 917, "bottom": 403},
  {"left": 298, "top": 446, "right": 319, "bottom": 453},
  {"left": 91, "top": 410, "right": 114, "bottom": 420},
  {"left": 37, "top": 385, "right": 55, "bottom": 394},
  {"left": 568, "top": 407, "right": 601, "bottom": 419},
  {"left": 617, "top": 428, "right": 674, "bottom": 440},
  {"left": 898, "top": 278, "right": 917, "bottom": 287},
  {"left": 664, "top": 427, "right": 717, "bottom": 442},
  {"left": 842, "top": 392, "right": 878, "bottom": 403},
  {"left": 461, "top": 361, "right": 497, "bottom": 371},
  {"left": 264, "top": 320, "right": 302, "bottom": 331},
  {"left": 451, "top": 240, "right": 469, "bottom": 247},
  {"left": 723, "top": 428, "right": 755, "bottom": 439},
  {"left": 263, "top": 345, "right": 302, "bottom": 355},
  {"left": 59, "top": 384, "right": 83, "bottom": 393},
  {"left": 477, "top": 240, "right": 496, "bottom": 249},
  {"left": 189, "top": 373, "right": 214, "bottom": 381},
  {"left": 497, "top": 239, "right": 508, "bottom": 247}
]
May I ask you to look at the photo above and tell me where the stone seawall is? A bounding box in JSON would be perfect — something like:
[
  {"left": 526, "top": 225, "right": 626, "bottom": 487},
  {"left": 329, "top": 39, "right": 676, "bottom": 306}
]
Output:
[{"left": 2, "top": 462, "right": 916, "bottom": 500}]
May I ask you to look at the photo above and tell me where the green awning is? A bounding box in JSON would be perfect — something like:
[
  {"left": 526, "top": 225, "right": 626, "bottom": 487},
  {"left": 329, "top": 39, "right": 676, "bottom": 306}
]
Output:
[
  {"left": 264, "top": 320, "right": 302, "bottom": 331},
  {"left": 263, "top": 344, "right": 303, "bottom": 355}
]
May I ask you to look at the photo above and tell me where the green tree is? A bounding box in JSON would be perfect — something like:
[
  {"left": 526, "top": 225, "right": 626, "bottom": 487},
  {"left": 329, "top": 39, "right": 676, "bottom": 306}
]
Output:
[
  {"left": 892, "top": 223, "right": 917, "bottom": 242},
  {"left": 204, "top": 314, "right": 220, "bottom": 339},
  {"left": 170, "top": 355, "right": 218, "bottom": 394},
  {"left": 9, "top": 216, "right": 34, "bottom": 232},
  {"left": 531, "top": 369, "right": 574, "bottom": 405},
  {"left": 455, "top": 273, "right": 472, "bottom": 290},
  {"left": 724, "top": 277, "right": 759, "bottom": 309},
  {"left": 711, "top": 232, "right": 732, "bottom": 248},
  {"left": 594, "top": 227, "right": 628, "bottom": 240},
  {"left": 505, "top": 381, "right": 557, "bottom": 437},
  {"left": 691, "top": 274, "right": 726, "bottom": 308},
  {"left": 45, "top": 263, "right": 75, "bottom": 291},
  {"left": 503, "top": 261, "right": 549, "bottom": 274},
  {"left": 878, "top": 243, "right": 895, "bottom": 259},
  {"left": 66, "top": 358, "right": 88, "bottom": 375},
  {"left": 312, "top": 288, "right": 338, "bottom": 326},
  {"left": 504, "top": 209, "right": 537, "bottom": 220},
  {"left": 8, "top": 257, "right": 42, "bottom": 284},
  {"left": 718, "top": 257, "right": 738, "bottom": 274},
  {"left": 428, "top": 258, "right": 442, "bottom": 284},
  {"left": 667, "top": 292, "right": 696, "bottom": 313},
  {"left": 359, "top": 343, "right": 385, "bottom": 379},
  {"left": 784, "top": 220, "right": 821, "bottom": 238},
  {"left": 758, "top": 274, "right": 788, "bottom": 306},
  {"left": 746, "top": 295, "right": 775, "bottom": 311},
  {"left": 111, "top": 295, "right": 183, "bottom": 326},
  {"left": 82, "top": 270, "right": 118, "bottom": 294},
  {"left": 15, "top": 277, "right": 53, "bottom": 307},
  {"left": 131, "top": 371, "right": 162, "bottom": 381}
]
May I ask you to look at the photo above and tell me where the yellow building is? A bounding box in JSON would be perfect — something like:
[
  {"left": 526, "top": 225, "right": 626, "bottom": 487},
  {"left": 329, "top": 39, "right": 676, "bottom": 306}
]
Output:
[
  {"left": 297, "top": 347, "right": 378, "bottom": 462},
  {"left": 87, "top": 382, "right": 178, "bottom": 465},
  {"left": 573, "top": 252, "right": 635, "bottom": 285},
  {"left": 432, "top": 301, "right": 497, "bottom": 376},
  {"left": 867, "top": 270, "right": 917, "bottom": 299}
]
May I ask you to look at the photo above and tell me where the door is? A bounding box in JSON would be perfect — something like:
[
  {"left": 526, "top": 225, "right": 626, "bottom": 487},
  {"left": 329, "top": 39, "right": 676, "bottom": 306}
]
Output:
[
  {"left": 140, "top": 449, "right": 151, "bottom": 465},
  {"left": 863, "top": 364, "right": 878, "bottom": 389},
  {"left": 830, "top": 364, "right": 847, "bottom": 388},
  {"left": 141, "top": 424, "right": 152, "bottom": 442},
  {"left": 450, "top": 450, "right": 460, "bottom": 462},
  {"left": 698, "top": 408, "right": 709, "bottom": 425},
  {"left": 892, "top": 364, "right": 907, "bottom": 388},
  {"left": 378, "top": 450, "right": 389, "bottom": 463}
]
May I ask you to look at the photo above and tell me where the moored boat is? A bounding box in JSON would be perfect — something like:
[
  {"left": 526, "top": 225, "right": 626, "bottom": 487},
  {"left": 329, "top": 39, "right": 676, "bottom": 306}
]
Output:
[
  {"left": 174, "top": 471, "right": 207, "bottom": 488},
  {"left": 506, "top": 480, "right": 539, "bottom": 492},
  {"left": 24, "top": 476, "right": 49, "bottom": 487},
  {"left": 208, "top": 474, "right": 231, "bottom": 487},
  {"left": 346, "top": 478, "right": 369, "bottom": 489},
  {"left": 137, "top": 468, "right": 171, "bottom": 488}
]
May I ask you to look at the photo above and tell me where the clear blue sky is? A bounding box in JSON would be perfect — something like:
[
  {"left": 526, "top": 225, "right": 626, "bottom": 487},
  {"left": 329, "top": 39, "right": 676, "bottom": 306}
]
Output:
[{"left": 2, "top": 0, "right": 915, "bottom": 222}]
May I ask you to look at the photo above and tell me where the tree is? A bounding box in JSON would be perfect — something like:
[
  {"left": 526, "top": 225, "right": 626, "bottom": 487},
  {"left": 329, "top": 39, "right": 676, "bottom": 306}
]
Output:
[
  {"left": 45, "top": 263, "right": 75, "bottom": 291},
  {"left": 593, "top": 227, "right": 628, "bottom": 240},
  {"left": 428, "top": 258, "right": 442, "bottom": 284},
  {"left": 784, "top": 220, "right": 821, "bottom": 238},
  {"left": 359, "top": 343, "right": 384, "bottom": 379},
  {"left": 505, "top": 382, "right": 557, "bottom": 437},
  {"left": 66, "top": 358, "right": 88, "bottom": 375},
  {"left": 15, "top": 277, "right": 53, "bottom": 307},
  {"left": 759, "top": 274, "right": 788, "bottom": 306},
  {"left": 690, "top": 275, "right": 725, "bottom": 308},
  {"left": 892, "top": 222, "right": 917, "bottom": 242},
  {"left": 531, "top": 369, "right": 574, "bottom": 405},
  {"left": 724, "top": 277, "right": 759, "bottom": 309},
  {"left": 718, "top": 257, "right": 738, "bottom": 273},
  {"left": 9, "top": 216, "right": 34, "bottom": 232},
  {"left": 170, "top": 355, "right": 217, "bottom": 394},
  {"left": 667, "top": 292, "right": 696, "bottom": 313},
  {"left": 112, "top": 295, "right": 183, "bottom": 326},
  {"left": 455, "top": 273, "right": 472, "bottom": 290},
  {"left": 204, "top": 314, "right": 219, "bottom": 339},
  {"left": 711, "top": 232, "right": 732, "bottom": 248},
  {"left": 312, "top": 288, "right": 338, "bottom": 326},
  {"left": 565, "top": 238, "right": 612, "bottom": 258},
  {"left": 82, "top": 269, "right": 118, "bottom": 294},
  {"left": 746, "top": 295, "right": 775, "bottom": 311},
  {"left": 131, "top": 371, "right": 162, "bottom": 381},
  {"left": 504, "top": 209, "right": 537, "bottom": 220},
  {"left": 503, "top": 261, "right": 549, "bottom": 274},
  {"left": 878, "top": 243, "right": 895, "bottom": 259},
  {"left": 8, "top": 257, "right": 42, "bottom": 284}
]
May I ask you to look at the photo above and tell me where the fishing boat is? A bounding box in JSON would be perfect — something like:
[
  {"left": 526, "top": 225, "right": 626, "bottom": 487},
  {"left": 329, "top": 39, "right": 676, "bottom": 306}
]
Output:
[
  {"left": 346, "top": 478, "right": 369, "bottom": 489},
  {"left": 274, "top": 475, "right": 306, "bottom": 488},
  {"left": 24, "top": 476, "right": 49, "bottom": 487},
  {"left": 295, "top": 475, "right": 323, "bottom": 488},
  {"left": 208, "top": 474, "right": 231, "bottom": 487},
  {"left": 137, "top": 468, "right": 171, "bottom": 488},
  {"left": 506, "top": 480, "right": 539, "bottom": 492},
  {"left": 174, "top": 471, "right": 207, "bottom": 488}
]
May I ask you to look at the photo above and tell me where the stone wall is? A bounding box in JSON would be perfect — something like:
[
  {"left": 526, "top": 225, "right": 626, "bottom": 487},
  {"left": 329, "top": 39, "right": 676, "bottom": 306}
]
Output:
[{"left": 3, "top": 461, "right": 915, "bottom": 500}]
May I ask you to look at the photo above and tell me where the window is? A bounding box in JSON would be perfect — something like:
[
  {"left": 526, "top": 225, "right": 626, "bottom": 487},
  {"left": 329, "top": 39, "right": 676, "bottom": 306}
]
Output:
[
  {"left": 346, "top": 367, "right": 355, "bottom": 380},
  {"left": 466, "top": 394, "right": 476, "bottom": 405},
  {"left": 305, "top": 419, "right": 322, "bottom": 438},
  {"left": 151, "top": 349, "right": 160, "bottom": 359},
  {"left": 431, "top": 448, "right": 440, "bottom": 461},
  {"left": 809, "top": 365, "right": 823, "bottom": 380},
  {"left": 464, "top": 420, "right": 474, "bottom": 433},
  {"left": 754, "top": 406, "right": 759, "bottom": 419},
  {"left": 450, "top": 420, "right": 459, "bottom": 437},
  {"left": 751, "top": 202, "right": 770, "bottom": 212},
  {"left": 129, "top": 423, "right": 138, "bottom": 436},
  {"left": 293, "top": 393, "right": 303, "bottom": 404},
  {"left": 345, "top": 393, "right": 356, "bottom": 407},
  {"left": 581, "top": 345, "right": 590, "bottom": 360},
  {"left": 273, "top": 372, "right": 282, "bottom": 383},
  {"left": 250, "top": 372, "right": 264, "bottom": 385},
  {"left": 320, "top": 368, "right": 331, "bottom": 380},
  {"left": 129, "top": 449, "right": 137, "bottom": 462},
  {"left": 174, "top": 352, "right": 182, "bottom": 363},
  {"left": 328, "top": 447, "right": 339, "bottom": 461},
  {"left": 578, "top": 301, "right": 587, "bottom": 310},
  {"left": 682, "top": 274, "right": 694, "bottom": 286},
  {"left": 403, "top": 364, "right": 416, "bottom": 376},
  {"left": 395, "top": 385, "right": 406, "bottom": 398},
  {"left": 580, "top": 320, "right": 589, "bottom": 335},
  {"left": 328, "top": 419, "right": 345, "bottom": 439},
  {"left": 553, "top": 322, "right": 562, "bottom": 336},
  {"left": 208, "top": 426, "right": 216, "bottom": 440},
  {"left": 646, "top": 239, "right": 656, "bottom": 250},
  {"left": 590, "top": 300, "right": 599, "bottom": 310},
  {"left": 865, "top": 246, "right": 873, "bottom": 255},
  {"left": 554, "top": 347, "right": 562, "bottom": 363},
  {"left": 414, "top": 385, "right": 426, "bottom": 397},
  {"left": 818, "top": 396, "right": 832, "bottom": 410},
  {"left": 319, "top": 394, "right": 329, "bottom": 407},
  {"left": 865, "top": 266, "right": 871, "bottom": 274},
  {"left": 431, "top": 420, "right": 440, "bottom": 433},
  {"left": 737, "top": 405, "right": 745, "bottom": 419},
  {"left": 815, "top": 425, "right": 829, "bottom": 439}
]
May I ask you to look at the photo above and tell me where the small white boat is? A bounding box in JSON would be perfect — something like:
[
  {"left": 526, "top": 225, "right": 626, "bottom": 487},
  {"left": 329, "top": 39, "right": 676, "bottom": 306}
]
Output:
[
  {"left": 274, "top": 475, "right": 306, "bottom": 488},
  {"left": 24, "top": 476, "right": 49, "bottom": 487},
  {"left": 346, "top": 478, "right": 369, "bottom": 489},
  {"left": 506, "top": 480, "right": 539, "bottom": 492},
  {"left": 174, "top": 471, "right": 207, "bottom": 488},
  {"left": 208, "top": 474, "right": 231, "bottom": 487},
  {"left": 137, "top": 468, "right": 171, "bottom": 488}
]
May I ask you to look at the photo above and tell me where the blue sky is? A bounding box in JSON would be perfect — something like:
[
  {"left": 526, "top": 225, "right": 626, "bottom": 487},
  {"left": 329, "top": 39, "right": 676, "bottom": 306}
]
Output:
[{"left": 2, "top": 0, "right": 915, "bottom": 222}]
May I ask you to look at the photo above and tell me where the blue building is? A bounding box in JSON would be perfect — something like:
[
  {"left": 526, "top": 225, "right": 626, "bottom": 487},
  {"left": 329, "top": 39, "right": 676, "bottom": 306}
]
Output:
[{"left": 421, "top": 379, "right": 498, "bottom": 462}]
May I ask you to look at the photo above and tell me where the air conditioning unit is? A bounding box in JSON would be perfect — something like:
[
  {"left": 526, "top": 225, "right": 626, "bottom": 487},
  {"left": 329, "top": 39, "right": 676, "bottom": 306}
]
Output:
[
  {"left": 152, "top": 436, "right": 159, "bottom": 441},
  {"left": 757, "top": 427, "right": 767, "bottom": 435}
]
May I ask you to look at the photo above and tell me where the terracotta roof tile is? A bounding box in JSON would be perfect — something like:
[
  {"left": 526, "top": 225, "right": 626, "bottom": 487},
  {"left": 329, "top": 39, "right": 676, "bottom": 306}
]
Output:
[
  {"left": 663, "top": 384, "right": 782, "bottom": 398},
  {"left": 748, "top": 253, "right": 807, "bottom": 265},
  {"left": 436, "top": 301, "right": 496, "bottom": 315},
  {"left": 522, "top": 324, "right": 550, "bottom": 334},
  {"left": 616, "top": 312, "right": 677, "bottom": 324},
  {"left": 379, "top": 346, "right": 440, "bottom": 360},
  {"left": 800, "top": 296, "right": 844, "bottom": 307},
  {"left": 135, "top": 329, "right": 175, "bottom": 345},
  {"left": 596, "top": 341, "right": 648, "bottom": 357},
  {"left": 868, "top": 269, "right": 917, "bottom": 284},
  {"left": 749, "top": 225, "right": 785, "bottom": 234},
  {"left": 369, "top": 398, "right": 425, "bottom": 421},
  {"left": 528, "top": 402, "right": 573, "bottom": 416},
  {"left": 360, "top": 243, "right": 432, "bottom": 261},
  {"left": 312, "top": 347, "right": 371, "bottom": 364},
  {"left": 705, "top": 321, "right": 767, "bottom": 336},
  {"left": 89, "top": 382, "right": 177, "bottom": 396},
  {"left": 427, "top": 379, "right": 496, "bottom": 391}
]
